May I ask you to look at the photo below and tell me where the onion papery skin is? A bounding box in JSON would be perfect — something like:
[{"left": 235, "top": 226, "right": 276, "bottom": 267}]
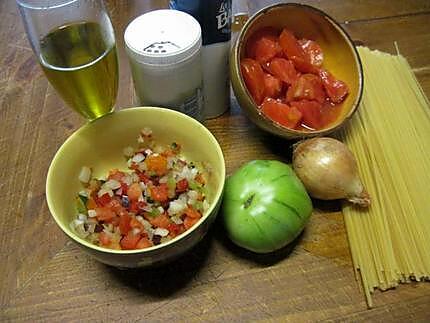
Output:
[{"left": 292, "top": 137, "right": 370, "bottom": 207}]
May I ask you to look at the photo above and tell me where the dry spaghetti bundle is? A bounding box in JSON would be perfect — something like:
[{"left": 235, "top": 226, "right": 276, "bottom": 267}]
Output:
[{"left": 341, "top": 47, "right": 430, "bottom": 307}]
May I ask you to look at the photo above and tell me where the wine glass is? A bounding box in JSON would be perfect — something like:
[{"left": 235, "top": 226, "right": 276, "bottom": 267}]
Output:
[{"left": 16, "top": 0, "right": 119, "bottom": 121}]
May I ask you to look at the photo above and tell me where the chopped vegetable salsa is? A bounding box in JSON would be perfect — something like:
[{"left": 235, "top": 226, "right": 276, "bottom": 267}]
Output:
[
  {"left": 241, "top": 27, "right": 349, "bottom": 131},
  {"left": 70, "top": 128, "right": 210, "bottom": 250}
]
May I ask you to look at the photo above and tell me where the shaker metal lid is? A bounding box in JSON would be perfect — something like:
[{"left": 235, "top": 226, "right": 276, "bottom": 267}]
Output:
[{"left": 124, "top": 9, "right": 202, "bottom": 65}]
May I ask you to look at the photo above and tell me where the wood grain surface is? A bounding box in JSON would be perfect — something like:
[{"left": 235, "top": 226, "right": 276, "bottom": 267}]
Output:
[{"left": 1, "top": 0, "right": 430, "bottom": 321}]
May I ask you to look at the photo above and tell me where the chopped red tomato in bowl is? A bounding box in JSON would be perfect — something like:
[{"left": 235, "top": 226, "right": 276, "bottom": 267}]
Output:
[
  {"left": 70, "top": 128, "right": 210, "bottom": 251},
  {"left": 241, "top": 27, "right": 349, "bottom": 131}
]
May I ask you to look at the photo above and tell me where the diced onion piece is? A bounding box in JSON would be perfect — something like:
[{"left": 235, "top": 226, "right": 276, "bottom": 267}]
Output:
[
  {"left": 171, "top": 216, "right": 183, "bottom": 224},
  {"left": 73, "top": 219, "right": 84, "bottom": 227},
  {"left": 132, "top": 153, "right": 145, "bottom": 163},
  {"left": 153, "top": 228, "right": 169, "bottom": 237},
  {"left": 167, "top": 157, "right": 175, "bottom": 169},
  {"left": 104, "top": 179, "right": 121, "bottom": 190},
  {"left": 178, "top": 166, "right": 198, "bottom": 181},
  {"left": 78, "top": 190, "right": 88, "bottom": 198},
  {"left": 137, "top": 217, "right": 153, "bottom": 232},
  {"left": 132, "top": 228, "right": 141, "bottom": 235},
  {"left": 123, "top": 174, "right": 133, "bottom": 186},
  {"left": 86, "top": 223, "right": 96, "bottom": 234},
  {"left": 98, "top": 188, "right": 113, "bottom": 198},
  {"left": 131, "top": 173, "right": 139, "bottom": 183},
  {"left": 79, "top": 166, "right": 91, "bottom": 183},
  {"left": 88, "top": 210, "right": 97, "bottom": 218},
  {"left": 168, "top": 199, "right": 187, "bottom": 216},
  {"left": 159, "top": 176, "right": 168, "bottom": 184},
  {"left": 138, "top": 162, "right": 147, "bottom": 172}
]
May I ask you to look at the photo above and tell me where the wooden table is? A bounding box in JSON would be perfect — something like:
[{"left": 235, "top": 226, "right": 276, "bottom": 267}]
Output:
[{"left": 1, "top": 0, "right": 430, "bottom": 321}]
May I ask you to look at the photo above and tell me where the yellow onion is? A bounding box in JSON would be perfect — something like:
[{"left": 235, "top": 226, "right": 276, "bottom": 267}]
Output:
[{"left": 292, "top": 137, "right": 370, "bottom": 207}]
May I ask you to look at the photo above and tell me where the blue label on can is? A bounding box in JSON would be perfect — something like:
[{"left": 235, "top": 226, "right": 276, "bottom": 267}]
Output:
[{"left": 170, "top": 0, "right": 231, "bottom": 46}]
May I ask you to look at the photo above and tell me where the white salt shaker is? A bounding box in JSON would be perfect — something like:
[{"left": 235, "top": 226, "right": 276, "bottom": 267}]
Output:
[{"left": 124, "top": 10, "right": 203, "bottom": 121}]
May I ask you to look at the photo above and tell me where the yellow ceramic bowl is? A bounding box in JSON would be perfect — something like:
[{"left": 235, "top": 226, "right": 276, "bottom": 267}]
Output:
[
  {"left": 231, "top": 3, "right": 363, "bottom": 139},
  {"left": 46, "top": 107, "right": 225, "bottom": 268}
]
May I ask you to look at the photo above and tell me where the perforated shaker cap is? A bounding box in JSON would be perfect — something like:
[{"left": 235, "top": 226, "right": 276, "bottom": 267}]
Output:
[{"left": 124, "top": 9, "right": 202, "bottom": 66}]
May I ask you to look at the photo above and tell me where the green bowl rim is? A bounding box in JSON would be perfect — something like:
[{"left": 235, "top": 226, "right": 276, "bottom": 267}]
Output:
[
  {"left": 233, "top": 2, "right": 364, "bottom": 138},
  {"left": 46, "top": 107, "right": 226, "bottom": 254}
]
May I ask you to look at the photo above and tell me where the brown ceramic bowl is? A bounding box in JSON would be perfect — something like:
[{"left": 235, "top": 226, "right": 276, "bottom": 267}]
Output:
[{"left": 230, "top": 3, "right": 363, "bottom": 139}]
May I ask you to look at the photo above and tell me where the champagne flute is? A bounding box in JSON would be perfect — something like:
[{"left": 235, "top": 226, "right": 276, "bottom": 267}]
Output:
[{"left": 17, "top": 0, "right": 119, "bottom": 121}]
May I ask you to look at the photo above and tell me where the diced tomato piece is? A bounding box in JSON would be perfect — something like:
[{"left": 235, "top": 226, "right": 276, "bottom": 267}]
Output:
[
  {"left": 86, "top": 197, "right": 97, "bottom": 210},
  {"left": 286, "top": 74, "right": 326, "bottom": 103},
  {"left": 264, "top": 58, "right": 298, "bottom": 85},
  {"left": 136, "top": 237, "right": 153, "bottom": 249},
  {"left": 318, "top": 69, "right": 349, "bottom": 103},
  {"left": 185, "top": 207, "right": 202, "bottom": 219},
  {"left": 279, "top": 29, "right": 306, "bottom": 61},
  {"left": 136, "top": 171, "right": 150, "bottom": 184},
  {"left": 176, "top": 178, "right": 189, "bottom": 193},
  {"left": 291, "top": 56, "right": 319, "bottom": 74},
  {"left": 110, "top": 216, "right": 120, "bottom": 226},
  {"left": 261, "top": 98, "right": 302, "bottom": 129},
  {"left": 127, "top": 182, "right": 142, "bottom": 201},
  {"left": 130, "top": 217, "right": 144, "bottom": 230},
  {"left": 95, "top": 207, "right": 116, "bottom": 222},
  {"left": 106, "top": 199, "right": 122, "bottom": 213},
  {"left": 119, "top": 214, "right": 132, "bottom": 235},
  {"left": 129, "top": 163, "right": 139, "bottom": 171},
  {"left": 149, "top": 213, "right": 171, "bottom": 229},
  {"left": 129, "top": 200, "right": 138, "bottom": 213},
  {"left": 150, "top": 183, "right": 169, "bottom": 202},
  {"left": 263, "top": 73, "right": 283, "bottom": 98},
  {"left": 167, "top": 223, "right": 185, "bottom": 238},
  {"left": 279, "top": 29, "right": 318, "bottom": 74},
  {"left": 290, "top": 100, "right": 323, "bottom": 130},
  {"left": 246, "top": 27, "right": 283, "bottom": 63},
  {"left": 117, "top": 208, "right": 129, "bottom": 218},
  {"left": 241, "top": 58, "right": 266, "bottom": 105},
  {"left": 184, "top": 216, "right": 200, "bottom": 230},
  {"left": 96, "top": 193, "right": 111, "bottom": 206},
  {"left": 108, "top": 169, "right": 126, "bottom": 181},
  {"left": 120, "top": 231, "right": 141, "bottom": 250},
  {"left": 298, "top": 39, "right": 324, "bottom": 67},
  {"left": 120, "top": 182, "right": 129, "bottom": 193},
  {"left": 145, "top": 155, "right": 168, "bottom": 176},
  {"left": 195, "top": 173, "right": 206, "bottom": 185},
  {"left": 99, "top": 232, "right": 111, "bottom": 246}
]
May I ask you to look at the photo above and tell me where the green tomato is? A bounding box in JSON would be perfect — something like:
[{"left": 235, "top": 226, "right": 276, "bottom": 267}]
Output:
[{"left": 222, "top": 160, "right": 313, "bottom": 253}]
